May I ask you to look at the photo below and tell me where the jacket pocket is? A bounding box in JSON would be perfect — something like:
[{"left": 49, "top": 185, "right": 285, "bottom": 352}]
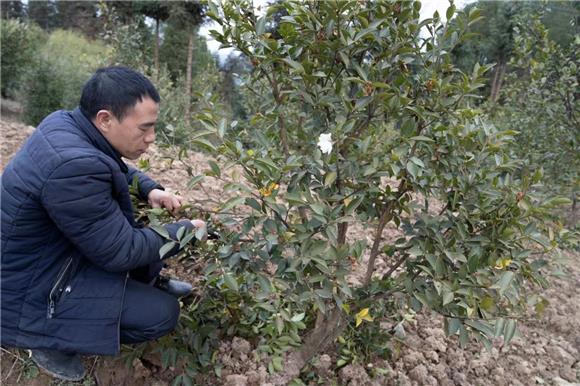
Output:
[{"left": 47, "top": 257, "right": 77, "bottom": 319}]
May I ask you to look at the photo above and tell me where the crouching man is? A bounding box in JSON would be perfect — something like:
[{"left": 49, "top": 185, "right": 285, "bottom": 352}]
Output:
[{"left": 1, "top": 66, "right": 204, "bottom": 381}]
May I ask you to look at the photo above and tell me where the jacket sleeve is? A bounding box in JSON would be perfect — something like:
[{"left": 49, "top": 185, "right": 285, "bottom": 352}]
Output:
[
  {"left": 126, "top": 165, "right": 163, "bottom": 201},
  {"left": 41, "top": 157, "right": 194, "bottom": 272}
]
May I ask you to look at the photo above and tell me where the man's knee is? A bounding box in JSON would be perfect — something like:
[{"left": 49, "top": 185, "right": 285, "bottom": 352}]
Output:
[
  {"left": 141, "top": 295, "right": 180, "bottom": 340},
  {"left": 158, "top": 296, "right": 180, "bottom": 334},
  {"left": 120, "top": 283, "right": 181, "bottom": 344}
]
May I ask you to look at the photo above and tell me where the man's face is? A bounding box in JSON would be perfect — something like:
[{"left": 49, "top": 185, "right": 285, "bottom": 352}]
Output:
[{"left": 97, "top": 97, "right": 158, "bottom": 160}]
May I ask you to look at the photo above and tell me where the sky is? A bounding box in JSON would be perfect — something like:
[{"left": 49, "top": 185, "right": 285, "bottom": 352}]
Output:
[{"left": 199, "top": 0, "right": 475, "bottom": 62}]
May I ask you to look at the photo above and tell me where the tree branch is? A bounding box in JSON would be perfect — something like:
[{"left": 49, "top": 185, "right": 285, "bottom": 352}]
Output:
[{"left": 364, "top": 180, "right": 408, "bottom": 286}]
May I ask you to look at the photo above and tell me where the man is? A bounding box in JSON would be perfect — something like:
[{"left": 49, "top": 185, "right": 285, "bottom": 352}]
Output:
[{"left": 1, "top": 66, "right": 204, "bottom": 381}]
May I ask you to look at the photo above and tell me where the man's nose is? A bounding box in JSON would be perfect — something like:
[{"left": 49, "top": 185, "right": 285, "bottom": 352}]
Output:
[{"left": 144, "top": 130, "right": 156, "bottom": 144}]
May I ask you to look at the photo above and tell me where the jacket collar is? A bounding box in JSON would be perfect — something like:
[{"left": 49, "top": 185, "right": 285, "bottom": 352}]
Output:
[{"left": 71, "top": 107, "right": 128, "bottom": 173}]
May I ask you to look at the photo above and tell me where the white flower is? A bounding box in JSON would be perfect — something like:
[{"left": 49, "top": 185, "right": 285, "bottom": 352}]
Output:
[{"left": 317, "top": 133, "right": 333, "bottom": 154}]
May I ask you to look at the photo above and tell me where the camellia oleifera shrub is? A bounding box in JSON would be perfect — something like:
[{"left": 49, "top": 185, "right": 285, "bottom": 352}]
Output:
[
  {"left": 150, "top": 1, "right": 573, "bottom": 383},
  {"left": 489, "top": 8, "right": 579, "bottom": 225}
]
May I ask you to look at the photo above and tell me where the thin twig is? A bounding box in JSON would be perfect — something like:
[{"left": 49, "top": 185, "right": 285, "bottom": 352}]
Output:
[
  {"left": 383, "top": 253, "right": 409, "bottom": 278},
  {"left": 88, "top": 356, "right": 100, "bottom": 380},
  {"left": 2, "top": 354, "right": 20, "bottom": 382},
  {"left": 0, "top": 347, "right": 24, "bottom": 362},
  {"left": 364, "top": 181, "right": 408, "bottom": 285}
]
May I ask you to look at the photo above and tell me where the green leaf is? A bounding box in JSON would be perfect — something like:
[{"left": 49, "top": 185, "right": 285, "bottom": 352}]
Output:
[
  {"left": 187, "top": 175, "right": 204, "bottom": 189},
  {"left": 410, "top": 157, "right": 425, "bottom": 167},
  {"left": 179, "top": 231, "right": 196, "bottom": 248},
  {"left": 257, "top": 274, "right": 272, "bottom": 293},
  {"left": 442, "top": 290, "right": 454, "bottom": 306},
  {"left": 182, "top": 375, "right": 193, "bottom": 386},
  {"left": 291, "top": 312, "right": 305, "bottom": 322},
  {"left": 315, "top": 288, "right": 332, "bottom": 299},
  {"left": 223, "top": 272, "right": 239, "bottom": 292},
  {"left": 336, "top": 358, "right": 348, "bottom": 368},
  {"left": 410, "top": 135, "right": 434, "bottom": 142},
  {"left": 324, "top": 171, "right": 337, "bottom": 187},
  {"left": 446, "top": 318, "right": 461, "bottom": 335},
  {"left": 465, "top": 320, "right": 494, "bottom": 337},
  {"left": 176, "top": 226, "right": 186, "bottom": 240},
  {"left": 272, "top": 356, "right": 283, "bottom": 372},
  {"left": 159, "top": 241, "right": 177, "bottom": 259},
  {"left": 256, "top": 16, "right": 267, "bottom": 35},
  {"left": 150, "top": 225, "right": 170, "bottom": 239},
  {"left": 282, "top": 58, "right": 304, "bottom": 73},
  {"left": 345, "top": 196, "right": 364, "bottom": 214},
  {"left": 195, "top": 226, "right": 206, "bottom": 241},
  {"left": 220, "top": 196, "right": 245, "bottom": 212},
  {"left": 494, "top": 318, "right": 505, "bottom": 337},
  {"left": 494, "top": 271, "right": 514, "bottom": 295},
  {"left": 208, "top": 160, "right": 221, "bottom": 177},
  {"left": 406, "top": 161, "right": 420, "bottom": 179},
  {"left": 245, "top": 197, "right": 262, "bottom": 211},
  {"left": 192, "top": 139, "right": 216, "bottom": 152},
  {"left": 503, "top": 319, "right": 517, "bottom": 345},
  {"left": 446, "top": 4, "right": 456, "bottom": 20},
  {"left": 310, "top": 203, "right": 325, "bottom": 215}
]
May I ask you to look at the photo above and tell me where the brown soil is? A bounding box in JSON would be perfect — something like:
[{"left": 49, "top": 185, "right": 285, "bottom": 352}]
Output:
[{"left": 1, "top": 116, "right": 578, "bottom": 386}]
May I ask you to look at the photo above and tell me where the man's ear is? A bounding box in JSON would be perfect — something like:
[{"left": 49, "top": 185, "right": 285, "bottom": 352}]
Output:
[{"left": 94, "top": 110, "right": 115, "bottom": 133}]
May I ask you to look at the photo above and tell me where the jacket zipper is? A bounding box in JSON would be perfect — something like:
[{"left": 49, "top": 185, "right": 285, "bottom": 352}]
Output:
[
  {"left": 47, "top": 257, "right": 74, "bottom": 319},
  {"left": 116, "top": 273, "right": 129, "bottom": 353}
]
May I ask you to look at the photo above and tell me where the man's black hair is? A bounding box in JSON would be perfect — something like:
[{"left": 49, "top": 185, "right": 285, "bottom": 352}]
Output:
[{"left": 80, "top": 66, "right": 160, "bottom": 121}]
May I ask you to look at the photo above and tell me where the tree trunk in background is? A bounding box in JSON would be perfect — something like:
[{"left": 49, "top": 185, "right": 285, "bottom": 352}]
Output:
[
  {"left": 571, "top": 189, "right": 578, "bottom": 228},
  {"left": 490, "top": 59, "right": 506, "bottom": 102},
  {"left": 154, "top": 18, "right": 160, "bottom": 81},
  {"left": 185, "top": 30, "right": 194, "bottom": 121}
]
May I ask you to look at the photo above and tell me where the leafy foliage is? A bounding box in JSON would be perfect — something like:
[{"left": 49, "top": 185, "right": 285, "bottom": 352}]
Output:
[
  {"left": 21, "top": 29, "right": 110, "bottom": 125},
  {"left": 148, "top": 1, "right": 574, "bottom": 379},
  {"left": 99, "top": 1, "right": 154, "bottom": 70},
  {"left": 451, "top": 1, "right": 579, "bottom": 100},
  {"left": 1, "top": 0, "right": 576, "bottom": 382},
  {"left": 0, "top": 19, "right": 44, "bottom": 98},
  {"left": 489, "top": 7, "right": 579, "bottom": 216}
]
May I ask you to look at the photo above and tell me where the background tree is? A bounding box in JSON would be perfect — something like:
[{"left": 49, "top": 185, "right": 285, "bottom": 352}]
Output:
[
  {"left": 451, "top": 1, "right": 579, "bottom": 102},
  {"left": 55, "top": 1, "right": 100, "bottom": 38},
  {"left": 98, "top": 1, "right": 154, "bottom": 70},
  {"left": 451, "top": 1, "right": 520, "bottom": 102},
  {"left": 541, "top": 1, "right": 580, "bottom": 48},
  {"left": 489, "top": 6, "right": 579, "bottom": 225},
  {"left": 0, "top": 19, "right": 44, "bottom": 98},
  {"left": 163, "top": 1, "right": 206, "bottom": 122},
  {"left": 219, "top": 52, "right": 252, "bottom": 120},
  {"left": 1, "top": 0, "right": 26, "bottom": 21},
  {"left": 135, "top": 1, "right": 171, "bottom": 80},
  {"left": 27, "top": 0, "right": 59, "bottom": 31}
]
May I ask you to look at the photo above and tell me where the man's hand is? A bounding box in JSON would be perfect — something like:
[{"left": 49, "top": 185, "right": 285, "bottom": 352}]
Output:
[
  {"left": 190, "top": 219, "right": 206, "bottom": 229},
  {"left": 190, "top": 219, "right": 207, "bottom": 241},
  {"left": 147, "top": 189, "right": 182, "bottom": 213}
]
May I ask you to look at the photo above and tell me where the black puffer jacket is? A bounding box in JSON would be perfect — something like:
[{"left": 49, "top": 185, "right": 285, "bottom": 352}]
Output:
[{"left": 1, "top": 108, "right": 192, "bottom": 355}]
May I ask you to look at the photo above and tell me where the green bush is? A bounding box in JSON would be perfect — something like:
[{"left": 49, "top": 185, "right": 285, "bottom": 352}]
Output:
[
  {"left": 22, "top": 29, "right": 110, "bottom": 125},
  {"left": 154, "top": 62, "right": 229, "bottom": 148},
  {"left": 489, "top": 8, "right": 579, "bottom": 222},
  {"left": 0, "top": 19, "right": 45, "bottom": 98},
  {"left": 146, "top": 2, "right": 574, "bottom": 383}
]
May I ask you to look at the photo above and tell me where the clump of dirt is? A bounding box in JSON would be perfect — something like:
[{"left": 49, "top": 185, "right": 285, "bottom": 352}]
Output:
[{"left": 213, "top": 338, "right": 269, "bottom": 386}]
